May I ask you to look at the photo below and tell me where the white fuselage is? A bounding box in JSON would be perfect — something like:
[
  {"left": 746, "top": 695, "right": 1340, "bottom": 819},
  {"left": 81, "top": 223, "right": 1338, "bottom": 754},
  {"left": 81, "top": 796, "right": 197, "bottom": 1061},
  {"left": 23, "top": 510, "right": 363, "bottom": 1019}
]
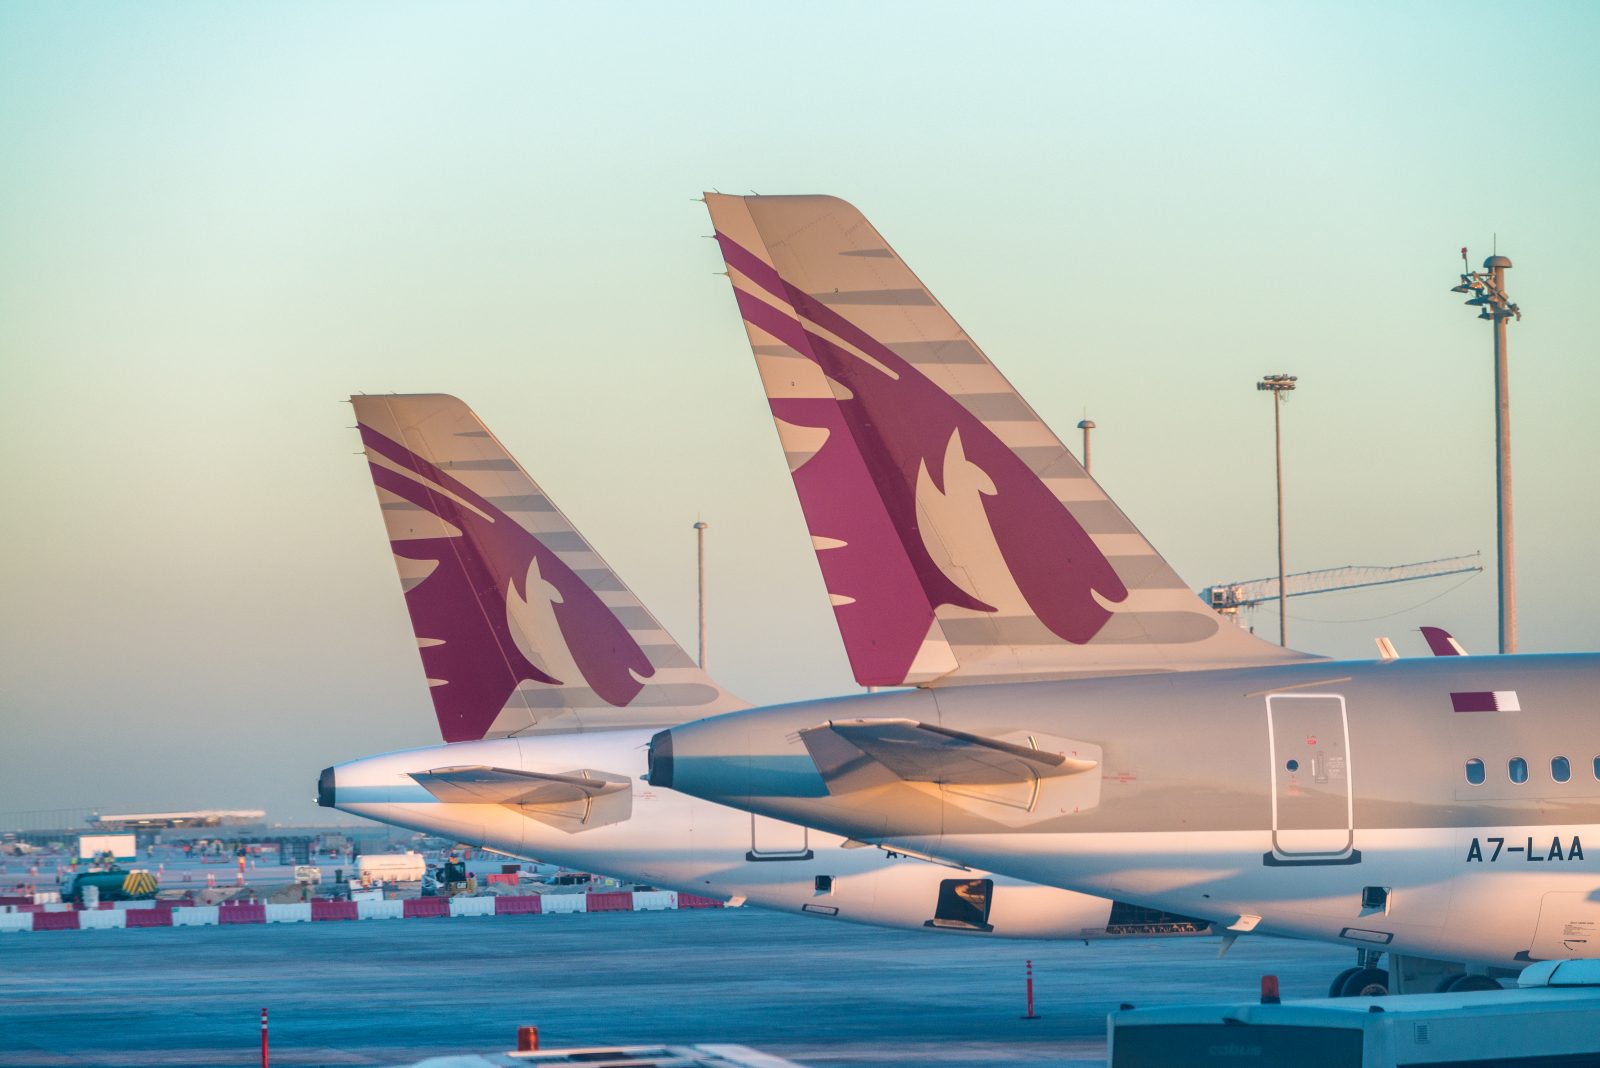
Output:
[
  {"left": 886, "top": 827, "right": 1599, "bottom": 968},
  {"left": 651, "top": 655, "right": 1600, "bottom": 969},
  {"left": 327, "top": 729, "right": 1210, "bottom": 941}
]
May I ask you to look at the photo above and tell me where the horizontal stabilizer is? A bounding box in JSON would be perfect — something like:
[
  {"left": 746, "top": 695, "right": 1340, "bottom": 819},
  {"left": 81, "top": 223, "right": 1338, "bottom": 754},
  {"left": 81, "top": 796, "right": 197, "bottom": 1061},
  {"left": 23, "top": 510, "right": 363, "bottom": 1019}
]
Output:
[
  {"left": 799, "top": 718, "right": 1096, "bottom": 787},
  {"left": 410, "top": 766, "right": 629, "bottom": 806}
]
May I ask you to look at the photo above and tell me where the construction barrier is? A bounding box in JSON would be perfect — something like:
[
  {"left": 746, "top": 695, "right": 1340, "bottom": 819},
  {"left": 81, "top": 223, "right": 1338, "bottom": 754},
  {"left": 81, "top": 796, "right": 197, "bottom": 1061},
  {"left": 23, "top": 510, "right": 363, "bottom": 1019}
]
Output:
[
  {"left": 1, "top": 889, "right": 730, "bottom": 933},
  {"left": 539, "top": 894, "right": 588, "bottom": 914},
  {"left": 494, "top": 895, "right": 542, "bottom": 916},
  {"left": 356, "top": 898, "right": 403, "bottom": 920},
  {"left": 585, "top": 891, "right": 634, "bottom": 912},
  {"left": 1, "top": 892, "right": 64, "bottom": 906},
  {"left": 125, "top": 908, "right": 173, "bottom": 928},
  {"left": 448, "top": 896, "right": 496, "bottom": 918},
  {"left": 402, "top": 896, "right": 450, "bottom": 919},
  {"left": 309, "top": 900, "right": 357, "bottom": 922},
  {"left": 174, "top": 906, "right": 220, "bottom": 927},
  {"left": 78, "top": 910, "right": 126, "bottom": 930}
]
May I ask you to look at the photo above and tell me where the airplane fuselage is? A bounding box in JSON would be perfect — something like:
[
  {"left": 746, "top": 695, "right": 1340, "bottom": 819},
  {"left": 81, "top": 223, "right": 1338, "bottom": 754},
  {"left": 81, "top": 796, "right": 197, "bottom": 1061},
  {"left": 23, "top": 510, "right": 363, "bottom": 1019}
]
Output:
[
  {"left": 653, "top": 653, "right": 1600, "bottom": 968},
  {"left": 323, "top": 728, "right": 1212, "bottom": 941}
]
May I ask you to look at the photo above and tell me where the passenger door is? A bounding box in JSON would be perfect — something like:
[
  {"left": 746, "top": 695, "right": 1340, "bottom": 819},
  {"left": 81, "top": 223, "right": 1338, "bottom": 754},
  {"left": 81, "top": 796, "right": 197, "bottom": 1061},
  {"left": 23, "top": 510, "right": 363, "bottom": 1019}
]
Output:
[{"left": 1266, "top": 693, "right": 1359, "bottom": 865}]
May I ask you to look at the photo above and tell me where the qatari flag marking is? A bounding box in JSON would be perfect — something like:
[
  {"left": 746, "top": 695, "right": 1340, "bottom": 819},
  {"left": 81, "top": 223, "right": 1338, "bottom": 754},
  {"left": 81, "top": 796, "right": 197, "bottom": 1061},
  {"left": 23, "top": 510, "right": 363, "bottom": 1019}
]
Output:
[{"left": 1451, "top": 690, "right": 1521, "bottom": 713}]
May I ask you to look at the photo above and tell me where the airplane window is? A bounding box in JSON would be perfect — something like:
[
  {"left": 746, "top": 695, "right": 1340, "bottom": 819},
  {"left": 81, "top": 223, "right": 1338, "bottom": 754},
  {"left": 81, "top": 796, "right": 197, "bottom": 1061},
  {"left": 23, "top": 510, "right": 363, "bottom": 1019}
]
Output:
[
  {"left": 1509, "top": 757, "right": 1528, "bottom": 785},
  {"left": 1553, "top": 757, "right": 1571, "bottom": 783},
  {"left": 1465, "top": 759, "right": 1485, "bottom": 785},
  {"left": 1594, "top": 756, "right": 1600, "bottom": 781}
]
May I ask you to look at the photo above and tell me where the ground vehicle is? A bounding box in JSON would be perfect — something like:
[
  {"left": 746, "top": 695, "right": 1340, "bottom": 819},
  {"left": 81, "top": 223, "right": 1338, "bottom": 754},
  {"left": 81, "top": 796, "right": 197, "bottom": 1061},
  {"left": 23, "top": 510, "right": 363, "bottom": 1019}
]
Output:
[
  {"left": 1109, "top": 961, "right": 1600, "bottom": 1067},
  {"left": 355, "top": 851, "right": 425, "bottom": 886},
  {"left": 61, "top": 865, "right": 157, "bottom": 905}
]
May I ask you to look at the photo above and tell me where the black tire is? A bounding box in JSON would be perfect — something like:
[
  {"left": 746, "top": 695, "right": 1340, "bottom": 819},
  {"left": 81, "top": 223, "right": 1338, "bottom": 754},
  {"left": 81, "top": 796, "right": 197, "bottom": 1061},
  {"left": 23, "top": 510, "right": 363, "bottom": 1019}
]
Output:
[
  {"left": 1328, "top": 966, "right": 1364, "bottom": 998},
  {"left": 1338, "top": 967, "right": 1390, "bottom": 997},
  {"left": 1437, "top": 973, "right": 1502, "bottom": 993}
]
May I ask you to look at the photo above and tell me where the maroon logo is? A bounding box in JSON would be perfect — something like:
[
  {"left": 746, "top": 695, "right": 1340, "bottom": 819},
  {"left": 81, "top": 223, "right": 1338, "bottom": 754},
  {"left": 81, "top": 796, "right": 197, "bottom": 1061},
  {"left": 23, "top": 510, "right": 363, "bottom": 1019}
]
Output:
[
  {"left": 362, "top": 426, "right": 652, "bottom": 741},
  {"left": 718, "top": 233, "right": 1127, "bottom": 680}
]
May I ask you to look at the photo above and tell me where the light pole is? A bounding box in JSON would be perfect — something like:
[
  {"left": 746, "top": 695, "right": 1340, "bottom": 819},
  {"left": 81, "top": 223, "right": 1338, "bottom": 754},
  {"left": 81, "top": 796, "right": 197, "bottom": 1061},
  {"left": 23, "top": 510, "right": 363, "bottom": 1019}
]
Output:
[
  {"left": 692, "top": 520, "right": 709, "bottom": 670},
  {"left": 1257, "top": 374, "right": 1297, "bottom": 647},
  {"left": 1076, "top": 419, "right": 1096, "bottom": 474},
  {"left": 1450, "top": 249, "right": 1521, "bottom": 654}
]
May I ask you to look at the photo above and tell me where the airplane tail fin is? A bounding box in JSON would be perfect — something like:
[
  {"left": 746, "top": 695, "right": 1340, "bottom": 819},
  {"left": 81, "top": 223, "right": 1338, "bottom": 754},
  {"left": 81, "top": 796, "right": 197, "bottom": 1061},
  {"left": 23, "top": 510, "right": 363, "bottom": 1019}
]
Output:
[
  {"left": 704, "top": 194, "right": 1313, "bottom": 687},
  {"left": 352, "top": 394, "right": 745, "bottom": 742}
]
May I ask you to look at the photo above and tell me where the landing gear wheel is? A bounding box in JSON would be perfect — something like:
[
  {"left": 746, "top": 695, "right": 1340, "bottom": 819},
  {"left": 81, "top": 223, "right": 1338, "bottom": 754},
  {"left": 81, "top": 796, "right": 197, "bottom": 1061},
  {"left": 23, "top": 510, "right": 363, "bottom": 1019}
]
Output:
[
  {"left": 1329, "top": 967, "right": 1364, "bottom": 998},
  {"left": 1437, "top": 973, "right": 1501, "bottom": 993},
  {"left": 1337, "top": 967, "right": 1390, "bottom": 997}
]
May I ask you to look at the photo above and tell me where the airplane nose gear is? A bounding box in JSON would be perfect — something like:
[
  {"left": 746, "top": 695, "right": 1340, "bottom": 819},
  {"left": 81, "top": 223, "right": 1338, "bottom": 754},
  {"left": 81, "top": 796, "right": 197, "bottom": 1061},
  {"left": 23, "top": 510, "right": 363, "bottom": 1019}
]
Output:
[
  {"left": 1336, "top": 967, "right": 1391, "bottom": 997},
  {"left": 1331, "top": 951, "right": 1390, "bottom": 997}
]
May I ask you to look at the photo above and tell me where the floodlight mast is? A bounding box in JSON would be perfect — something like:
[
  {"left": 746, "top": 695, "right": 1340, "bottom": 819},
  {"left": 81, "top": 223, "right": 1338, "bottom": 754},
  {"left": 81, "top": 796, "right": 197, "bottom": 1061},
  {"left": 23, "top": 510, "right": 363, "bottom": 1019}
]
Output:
[
  {"left": 1257, "top": 374, "right": 1297, "bottom": 646},
  {"left": 693, "top": 520, "right": 709, "bottom": 670},
  {"left": 1450, "top": 249, "right": 1521, "bottom": 653}
]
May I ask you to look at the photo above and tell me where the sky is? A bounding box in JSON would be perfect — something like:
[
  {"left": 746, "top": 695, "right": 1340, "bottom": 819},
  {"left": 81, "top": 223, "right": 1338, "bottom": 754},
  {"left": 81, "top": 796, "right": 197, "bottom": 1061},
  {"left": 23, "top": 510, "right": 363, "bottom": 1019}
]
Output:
[{"left": 2, "top": 1, "right": 1597, "bottom": 825}]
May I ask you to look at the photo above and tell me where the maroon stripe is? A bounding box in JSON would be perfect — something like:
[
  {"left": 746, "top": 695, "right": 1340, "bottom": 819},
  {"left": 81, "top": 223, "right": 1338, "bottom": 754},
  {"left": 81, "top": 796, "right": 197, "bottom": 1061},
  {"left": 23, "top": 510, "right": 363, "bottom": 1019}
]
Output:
[
  {"left": 358, "top": 423, "right": 496, "bottom": 516},
  {"left": 720, "top": 232, "right": 915, "bottom": 381},
  {"left": 1451, "top": 691, "right": 1497, "bottom": 713},
  {"left": 722, "top": 230, "right": 1125, "bottom": 652},
  {"left": 715, "top": 231, "right": 787, "bottom": 297}
]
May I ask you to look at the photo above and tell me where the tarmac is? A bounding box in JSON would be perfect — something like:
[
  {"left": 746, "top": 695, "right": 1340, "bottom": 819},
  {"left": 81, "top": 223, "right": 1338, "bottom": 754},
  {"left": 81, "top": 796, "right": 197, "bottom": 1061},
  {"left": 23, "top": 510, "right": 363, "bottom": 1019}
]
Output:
[{"left": 0, "top": 906, "right": 1353, "bottom": 1067}]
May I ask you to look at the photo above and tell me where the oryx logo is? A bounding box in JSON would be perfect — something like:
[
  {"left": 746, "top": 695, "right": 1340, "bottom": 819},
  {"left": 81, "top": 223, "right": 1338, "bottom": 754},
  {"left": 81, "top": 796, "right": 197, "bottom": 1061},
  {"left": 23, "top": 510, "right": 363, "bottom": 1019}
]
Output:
[
  {"left": 360, "top": 425, "right": 653, "bottom": 742},
  {"left": 718, "top": 233, "right": 1127, "bottom": 661}
]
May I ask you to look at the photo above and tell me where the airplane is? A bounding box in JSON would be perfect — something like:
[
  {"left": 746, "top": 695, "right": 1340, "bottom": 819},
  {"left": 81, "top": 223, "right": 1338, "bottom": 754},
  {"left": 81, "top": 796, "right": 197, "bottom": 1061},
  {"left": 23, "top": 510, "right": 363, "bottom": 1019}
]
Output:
[
  {"left": 318, "top": 392, "right": 1219, "bottom": 940},
  {"left": 646, "top": 193, "right": 1600, "bottom": 996}
]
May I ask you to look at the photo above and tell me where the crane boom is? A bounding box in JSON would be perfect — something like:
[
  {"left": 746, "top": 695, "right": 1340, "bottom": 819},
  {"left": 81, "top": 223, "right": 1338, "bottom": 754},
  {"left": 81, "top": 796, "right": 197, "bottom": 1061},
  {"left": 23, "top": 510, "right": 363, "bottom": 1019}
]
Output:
[{"left": 1202, "top": 553, "right": 1483, "bottom": 614}]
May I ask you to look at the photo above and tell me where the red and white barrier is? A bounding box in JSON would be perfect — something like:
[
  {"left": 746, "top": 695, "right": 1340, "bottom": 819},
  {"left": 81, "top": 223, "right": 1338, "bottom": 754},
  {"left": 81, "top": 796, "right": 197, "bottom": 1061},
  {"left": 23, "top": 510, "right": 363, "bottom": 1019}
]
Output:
[
  {"left": 0, "top": 889, "right": 725, "bottom": 933},
  {"left": 539, "top": 893, "right": 588, "bottom": 915},
  {"left": 0, "top": 913, "right": 35, "bottom": 933}
]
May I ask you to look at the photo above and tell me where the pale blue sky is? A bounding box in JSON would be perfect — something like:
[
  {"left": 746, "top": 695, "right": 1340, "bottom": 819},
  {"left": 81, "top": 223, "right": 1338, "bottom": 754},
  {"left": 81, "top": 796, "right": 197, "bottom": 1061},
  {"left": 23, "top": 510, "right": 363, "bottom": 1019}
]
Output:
[{"left": 3, "top": 2, "right": 1597, "bottom": 822}]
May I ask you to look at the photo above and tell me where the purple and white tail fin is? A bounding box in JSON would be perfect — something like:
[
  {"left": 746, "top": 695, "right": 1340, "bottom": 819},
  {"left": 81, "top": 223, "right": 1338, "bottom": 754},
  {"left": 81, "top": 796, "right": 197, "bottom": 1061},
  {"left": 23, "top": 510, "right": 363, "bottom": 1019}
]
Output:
[
  {"left": 352, "top": 394, "right": 745, "bottom": 742},
  {"left": 705, "top": 194, "right": 1312, "bottom": 687}
]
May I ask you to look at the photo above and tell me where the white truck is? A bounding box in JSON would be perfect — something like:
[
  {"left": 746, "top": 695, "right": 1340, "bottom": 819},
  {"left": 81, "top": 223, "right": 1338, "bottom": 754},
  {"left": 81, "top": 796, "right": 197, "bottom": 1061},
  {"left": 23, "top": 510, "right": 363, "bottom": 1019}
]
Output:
[{"left": 355, "top": 851, "right": 425, "bottom": 886}]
